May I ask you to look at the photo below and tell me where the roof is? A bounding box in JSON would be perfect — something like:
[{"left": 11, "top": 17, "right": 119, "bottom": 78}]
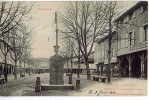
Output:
[
  {"left": 96, "top": 31, "right": 116, "bottom": 44},
  {"left": 115, "top": 1, "right": 148, "bottom": 22},
  {"left": 73, "top": 51, "right": 94, "bottom": 64}
]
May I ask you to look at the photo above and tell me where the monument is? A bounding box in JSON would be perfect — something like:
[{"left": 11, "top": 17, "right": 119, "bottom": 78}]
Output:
[
  {"left": 49, "top": 12, "right": 64, "bottom": 85},
  {"left": 49, "top": 54, "right": 64, "bottom": 85},
  {"left": 40, "top": 12, "right": 74, "bottom": 90}
]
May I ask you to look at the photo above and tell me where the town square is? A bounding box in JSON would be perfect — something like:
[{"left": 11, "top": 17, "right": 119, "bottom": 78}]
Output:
[{"left": 0, "top": 0, "right": 148, "bottom": 97}]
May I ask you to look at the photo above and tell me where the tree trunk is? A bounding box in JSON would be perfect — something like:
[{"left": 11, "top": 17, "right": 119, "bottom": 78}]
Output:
[
  {"left": 97, "top": 65, "right": 99, "bottom": 76},
  {"left": 70, "top": 44, "right": 74, "bottom": 76},
  {"left": 4, "top": 55, "right": 8, "bottom": 82},
  {"left": 23, "top": 62, "right": 26, "bottom": 76},
  {"left": 77, "top": 49, "right": 80, "bottom": 78},
  {"left": 14, "top": 61, "right": 17, "bottom": 79},
  {"left": 85, "top": 57, "right": 91, "bottom": 80},
  {"left": 66, "top": 61, "right": 68, "bottom": 73},
  {"left": 70, "top": 59, "right": 73, "bottom": 76},
  {"left": 107, "top": 52, "right": 111, "bottom": 83},
  {"left": 107, "top": 10, "right": 113, "bottom": 83},
  {"left": 19, "top": 60, "right": 22, "bottom": 78}
]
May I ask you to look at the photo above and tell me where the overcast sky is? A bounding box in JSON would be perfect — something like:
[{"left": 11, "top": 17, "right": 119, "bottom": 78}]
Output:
[
  {"left": 29, "top": 1, "right": 63, "bottom": 58},
  {"left": 29, "top": 1, "right": 138, "bottom": 58}
]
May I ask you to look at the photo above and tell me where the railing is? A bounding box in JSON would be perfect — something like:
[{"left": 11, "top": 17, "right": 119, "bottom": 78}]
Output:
[{"left": 129, "top": 41, "right": 147, "bottom": 52}]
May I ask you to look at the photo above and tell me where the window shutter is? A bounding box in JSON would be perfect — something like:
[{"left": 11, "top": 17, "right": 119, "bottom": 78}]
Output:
[
  {"left": 140, "top": 6, "right": 143, "bottom": 13},
  {"left": 133, "top": 10, "right": 136, "bottom": 18},
  {"left": 140, "top": 27, "right": 143, "bottom": 42}
]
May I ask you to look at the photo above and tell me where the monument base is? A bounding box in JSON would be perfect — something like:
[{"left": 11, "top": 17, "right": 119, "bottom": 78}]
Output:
[
  {"left": 41, "top": 84, "right": 74, "bottom": 90},
  {"left": 49, "top": 80, "right": 64, "bottom": 85}
]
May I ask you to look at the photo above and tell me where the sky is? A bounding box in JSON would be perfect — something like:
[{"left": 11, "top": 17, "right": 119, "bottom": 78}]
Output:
[
  {"left": 29, "top": 1, "right": 63, "bottom": 58},
  {"left": 28, "top": 1, "right": 138, "bottom": 58}
]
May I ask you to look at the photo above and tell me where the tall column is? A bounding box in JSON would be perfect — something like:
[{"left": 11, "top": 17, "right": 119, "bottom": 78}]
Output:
[
  {"left": 97, "top": 64, "right": 99, "bottom": 75},
  {"left": 129, "top": 63, "right": 132, "bottom": 77},
  {"left": 111, "top": 65, "right": 114, "bottom": 77},
  {"left": 140, "top": 53, "right": 145, "bottom": 79},
  {"left": 118, "top": 58, "right": 122, "bottom": 77},
  {"left": 127, "top": 55, "right": 133, "bottom": 78},
  {"left": 100, "top": 65, "right": 103, "bottom": 76}
]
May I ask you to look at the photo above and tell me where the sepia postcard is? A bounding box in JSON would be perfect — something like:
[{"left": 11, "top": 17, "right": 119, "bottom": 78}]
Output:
[{"left": 0, "top": 0, "right": 148, "bottom": 97}]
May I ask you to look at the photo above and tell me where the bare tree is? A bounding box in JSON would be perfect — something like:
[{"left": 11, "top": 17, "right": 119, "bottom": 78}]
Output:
[
  {"left": 0, "top": 31, "right": 10, "bottom": 82},
  {"left": 0, "top": 2, "right": 33, "bottom": 37},
  {"left": 17, "top": 24, "right": 32, "bottom": 77},
  {"left": 60, "top": 37, "right": 81, "bottom": 77},
  {"left": 0, "top": 1, "right": 34, "bottom": 79},
  {"left": 8, "top": 26, "right": 23, "bottom": 79},
  {"left": 60, "top": 1, "right": 107, "bottom": 80}
]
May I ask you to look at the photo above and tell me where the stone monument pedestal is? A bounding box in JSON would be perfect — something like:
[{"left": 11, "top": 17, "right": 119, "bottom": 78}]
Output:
[
  {"left": 49, "top": 54, "right": 64, "bottom": 85},
  {"left": 41, "top": 84, "right": 74, "bottom": 90},
  {"left": 40, "top": 54, "right": 74, "bottom": 90}
]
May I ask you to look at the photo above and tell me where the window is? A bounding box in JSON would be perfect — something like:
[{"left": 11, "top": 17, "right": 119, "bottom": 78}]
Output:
[
  {"left": 121, "top": 34, "right": 126, "bottom": 48},
  {"left": 140, "top": 5, "right": 147, "bottom": 13},
  {"left": 132, "top": 10, "right": 136, "bottom": 18},
  {"left": 129, "top": 31, "right": 135, "bottom": 46},
  {"left": 118, "top": 37, "right": 121, "bottom": 49},
  {"left": 140, "top": 24, "right": 148, "bottom": 42},
  {"left": 124, "top": 16, "right": 127, "bottom": 23},
  {"left": 129, "top": 12, "right": 133, "bottom": 20},
  {"left": 144, "top": 24, "right": 148, "bottom": 41},
  {"left": 143, "top": 5, "right": 147, "bottom": 11},
  {"left": 120, "top": 18, "right": 124, "bottom": 24},
  {"left": 125, "top": 33, "right": 129, "bottom": 47},
  {"left": 126, "top": 15, "right": 129, "bottom": 22},
  {"left": 104, "top": 50, "right": 108, "bottom": 59},
  {"left": 111, "top": 48, "right": 115, "bottom": 57}
]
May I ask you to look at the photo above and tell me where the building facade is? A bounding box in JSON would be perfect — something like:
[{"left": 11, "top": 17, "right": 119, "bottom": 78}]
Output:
[
  {"left": 115, "top": 1, "right": 148, "bottom": 78},
  {"left": 34, "top": 58, "right": 50, "bottom": 73},
  {"left": 94, "top": 1, "right": 148, "bottom": 79},
  {"left": 94, "top": 32, "right": 118, "bottom": 76}
]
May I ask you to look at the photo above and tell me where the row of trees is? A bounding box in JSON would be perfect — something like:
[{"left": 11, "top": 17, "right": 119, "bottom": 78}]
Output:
[
  {"left": 0, "top": 2, "right": 34, "bottom": 81},
  {"left": 59, "top": 1, "right": 121, "bottom": 82}
]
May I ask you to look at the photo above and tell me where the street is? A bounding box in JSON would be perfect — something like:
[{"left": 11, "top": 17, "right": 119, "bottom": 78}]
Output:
[{"left": 0, "top": 73, "right": 147, "bottom": 96}]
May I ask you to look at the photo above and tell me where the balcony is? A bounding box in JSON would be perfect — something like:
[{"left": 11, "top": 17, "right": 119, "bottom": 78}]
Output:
[
  {"left": 129, "top": 41, "right": 147, "bottom": 53},
  {"left": 118, "top": 41, "right": 147, "bottom": 56}
]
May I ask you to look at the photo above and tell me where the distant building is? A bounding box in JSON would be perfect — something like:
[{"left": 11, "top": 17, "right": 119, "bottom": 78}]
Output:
[
  {"left": 64, "top": 51, "right": 96, "bottom": 75},
  {"left": 94, "top": 31, "right": 118, "bottom": 76},
  {"left": 34, "top": 58, "right": 50, "bottom": 73}
]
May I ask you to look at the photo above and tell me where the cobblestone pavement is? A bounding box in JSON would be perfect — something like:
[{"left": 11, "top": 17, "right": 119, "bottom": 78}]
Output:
[{"left": 0, "top": 73, "right": 147, "bottom": 96}]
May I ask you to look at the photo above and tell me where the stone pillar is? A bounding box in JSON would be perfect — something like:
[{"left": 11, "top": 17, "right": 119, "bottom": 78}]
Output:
[
  {"left": 118, "top": 58, "right": 123, "bottom": 77},
  {"left": 49, "top": 55, "right": 64, "bottom": 85},
  {"left": 76, "top": 79, "right": 80, "bottom": 90},
  {"left": 69, "top": 76, "right": 72, "bottom": 84},
  {"left": 140, "top": 53, "right": 145, "bottom": 79},
  {"left": 35, "top": 77, "right": 41, "bottom": 92},
  {"left": 97, "top": 65, "right": 100, "bottom": 75},
  {"left": 128, "top": 62, "right": 132, "bottom": 77},
  {"left": 127, "top": 55, "right": 133, "bottom": 78},
  {"left": 100, "top": 65, "right": 103, "bottom": 76}
]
